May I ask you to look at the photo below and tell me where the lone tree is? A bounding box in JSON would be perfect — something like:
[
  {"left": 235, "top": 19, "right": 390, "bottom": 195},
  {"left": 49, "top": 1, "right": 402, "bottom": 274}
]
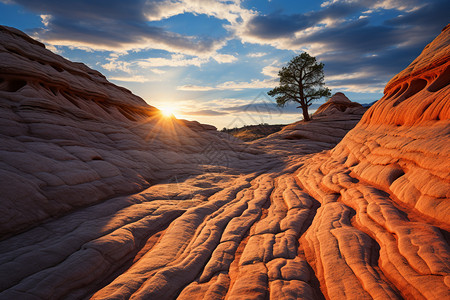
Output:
[{"left": 268, "top": 52, "right": 331, "bottom": 121}]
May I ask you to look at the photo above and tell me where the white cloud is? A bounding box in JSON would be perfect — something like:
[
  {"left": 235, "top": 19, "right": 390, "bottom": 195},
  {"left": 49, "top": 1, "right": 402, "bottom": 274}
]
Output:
[
  {"left": 218, "top": 78, "right": 277, "bottom": 90},
  {"left": 177, "top": 78, "right": 277, "bottom": 91},
  {"left": 321, "top": 0, "right": 424, "bottom": 12},
  {"left": 178, "top": 62, "right": 281, "bottom": 92},
  {"left": 177, "top": 85, "right": 216, "bottom": 91},
  {"left": 109, "top": 75, "right": 152, "bottom": 83},
  {"left": 326, "top": 71, "right": 373, "bottom": 81},
  {"left": 40, "top": 14, "right": 51, "bottom": 26},
  {"left": 40, "top": 35, "right": 227, "bottom": 57},
  {"left": 149, "top": 68, "right": 166, "bottom": 75},
  {"left": 261, "top": 65, "right": 279, "bottom": 78},
  {"left": 321, "top": 0, "right": 361, "bottom": 8},
  {"left": 247, "top": 52, "right": 267, "bottom": 57},
  {"left": 213, "top": 54, "right": 238, "bottom": 63},
  {"left": 208, "top": 98, "right": 250, "bottom": 107},
  {"left": 44, "top": 44, "right": 62, "bottom": 54},
  {"left": 137, "top": 54, "right": 209, "bottom": 68},
  {"left": 261, "top": 60, "right": 282, "bottom": 78},
  {"left": 372, "top": 0, "right": 425, "bottom": 12},
  {"left": 144, "top": 0, "right": 256, "bottom": 26},
  {"left": 102, "top": 60, "right": 131, "bottom": 73},
  {"left": 326, "top": 71, "right": 385, "bottom": 93},
  {"left": 328, "top": 83, "right": 384, "bottom": 93}
]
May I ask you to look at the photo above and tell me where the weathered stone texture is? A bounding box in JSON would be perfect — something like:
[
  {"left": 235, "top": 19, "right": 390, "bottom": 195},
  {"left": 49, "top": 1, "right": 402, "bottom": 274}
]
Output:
[{"left": 0, "top": 25, "right": 448, "bottom": 300}]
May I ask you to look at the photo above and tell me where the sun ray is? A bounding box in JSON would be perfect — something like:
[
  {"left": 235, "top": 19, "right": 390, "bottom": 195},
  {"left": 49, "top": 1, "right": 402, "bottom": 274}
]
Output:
[{"left": 159, "top": 106, "right": 176, "bottom": 118}]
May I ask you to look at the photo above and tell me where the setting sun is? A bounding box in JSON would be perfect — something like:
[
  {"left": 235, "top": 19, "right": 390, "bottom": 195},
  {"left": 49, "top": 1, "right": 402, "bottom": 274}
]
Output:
[{"left": 159, "top": 106, "right": 175, "bottom": 117}]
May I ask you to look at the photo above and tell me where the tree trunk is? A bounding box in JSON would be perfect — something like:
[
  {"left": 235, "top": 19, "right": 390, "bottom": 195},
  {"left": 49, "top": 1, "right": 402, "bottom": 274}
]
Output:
[{"left": 301, "top": 105, "right": 310, "bottom": 121}]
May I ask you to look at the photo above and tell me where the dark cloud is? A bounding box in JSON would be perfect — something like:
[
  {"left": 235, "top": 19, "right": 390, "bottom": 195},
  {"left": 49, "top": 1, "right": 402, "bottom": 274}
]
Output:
[
  {"left": 6, "top": 0, "right": 148, "bottom": 21},
  {"left": 245, "top": 1, "right": 367, "bottom": 39},
  {"left": 3, "top": 0, "right": 223, "bottom": 53},
  {"left": 246, "top": 13, "right": 314, "bottom": 39},
  {"left": 385, "top": 1, "right": 450, "bottom": 29},
  {"left": 299, "top": 19, "right": 401, "bottom": 54},
  {"left": 245, "top": 0, "right": 449, "bottom": 92}
]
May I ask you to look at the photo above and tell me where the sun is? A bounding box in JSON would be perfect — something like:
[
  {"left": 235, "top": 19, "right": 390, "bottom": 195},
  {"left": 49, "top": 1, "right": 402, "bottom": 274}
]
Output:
[{"left": 159, "top": 106, "right": 175, "bottom": 118}]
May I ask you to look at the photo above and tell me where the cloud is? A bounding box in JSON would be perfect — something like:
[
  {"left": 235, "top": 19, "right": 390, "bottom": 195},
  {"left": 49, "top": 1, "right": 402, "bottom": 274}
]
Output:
[
  {"left": 235, "top": 0, "right": 449, "bottom": 93},
  {"left": 31, "top": 21, "right": 225, "bottom": 55},
  {"left": 179, "top": 100, "right": 314, "bottom": 118},
  {"left": 177, "top": 85, "right": 216, "bottom": 91},
  {"left": 109, "top": 75, "right": 151, "bottom": 83},
  {"left": 328, "top": 83, "right": 384, "bottom": 93},
  {"left": 40, "top": 14, "right": 51, "bottom": 26},
  {"left": 239, "top": 0, "right": 434, "bottom": 46},
  {"left": 177, "top": 78, "right": 277, "bottom": 91},
  {"left": 137, "top": 54, "right": 208, "bottom": 68},
  {"left": 371, "top": 0, "right": 425, "bottom": 12},
  {"left": 3, "top": 0, "right": 254, "bottom": 55},
  {"left": 3, "top": 0, "right": 447, "bottom": 97},
  {"left": 247, "top": 52, "right": 267, "bottom": 57},
  {"left": 261, "top": 61, "right": 281, "bottom": 78},
  {"left": 221, "top": 102, "right": 322, "bottom": 115},
  {"left": 213, "top": 54, "right": 238, "bottom": 64},
  {"left": 102, "top": 60, "right": 131, "bottom": 73},
  {"left": 321, "top": 0, "right": 423, "bottom": 11},
  {"left": 218, "top": 79, "right": 277, "bottom": 90},
  {"left": 240, "top": 1, "right": 369, "bottom": 42},
  {"left": 104, "top": 52, "right": 237, "bottom": 78},
  {"left": 149, "top": 68, "right": 166, "bottom": 75},
  {"left": 177, "top": 61, "right": 282, "bottom": 92},
  {"left": 182, "top": 109, "right": 228, "bottom": 116},
  {"left": 143, "top": 0, "right": 254, "bottom": 24}
]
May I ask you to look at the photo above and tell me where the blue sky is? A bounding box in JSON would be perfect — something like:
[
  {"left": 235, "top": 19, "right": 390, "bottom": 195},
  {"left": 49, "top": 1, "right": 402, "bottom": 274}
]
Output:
[{"left": 0, "top": 0, "right": 448, "bottom": 128}]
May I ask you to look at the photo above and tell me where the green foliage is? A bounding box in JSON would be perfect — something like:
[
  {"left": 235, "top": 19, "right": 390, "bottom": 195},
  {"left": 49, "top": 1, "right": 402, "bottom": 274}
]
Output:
[{"left": 268, "top": 52, "right": 331, "bottom": 121}]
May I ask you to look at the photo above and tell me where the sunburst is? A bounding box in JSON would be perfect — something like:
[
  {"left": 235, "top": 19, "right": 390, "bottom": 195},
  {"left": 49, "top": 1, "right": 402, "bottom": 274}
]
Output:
[{"left": 159, "top": 106, "right": 175, "bottom": 117}]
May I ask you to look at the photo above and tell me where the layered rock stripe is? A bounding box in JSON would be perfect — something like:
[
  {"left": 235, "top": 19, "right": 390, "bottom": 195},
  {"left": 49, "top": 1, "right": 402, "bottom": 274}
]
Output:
[{"left": 0, "top": 24, "right": 449, "bottom": 299}]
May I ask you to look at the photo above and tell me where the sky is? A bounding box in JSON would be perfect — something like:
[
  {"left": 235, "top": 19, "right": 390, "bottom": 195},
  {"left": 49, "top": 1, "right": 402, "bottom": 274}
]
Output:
[{"left": 0, "top": 0, "right": 448, "bottom": 129}]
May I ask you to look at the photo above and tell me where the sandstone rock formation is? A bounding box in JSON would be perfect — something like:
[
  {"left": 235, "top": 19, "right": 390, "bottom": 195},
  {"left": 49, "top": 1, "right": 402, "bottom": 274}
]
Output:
[
  {"left": 296, "top": 25, "right": 450, "bottom": 299},
  {"left": 0, "top": 24, "right": 449, "bottom": 300},
  {"left": 251, "top": 92, "right": 367, "bottom": 154},
  {"left": 0, "top": 25, "right": 265, "bottom": 238},
  {"left": 313, "top": 92, "right": 366, "bottom": 117}
]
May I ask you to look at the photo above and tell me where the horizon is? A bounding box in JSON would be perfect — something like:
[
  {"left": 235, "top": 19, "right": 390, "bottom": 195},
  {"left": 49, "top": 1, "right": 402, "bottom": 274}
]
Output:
[{"left": 1, "top": 0, "right": 448, "bottom": 128}]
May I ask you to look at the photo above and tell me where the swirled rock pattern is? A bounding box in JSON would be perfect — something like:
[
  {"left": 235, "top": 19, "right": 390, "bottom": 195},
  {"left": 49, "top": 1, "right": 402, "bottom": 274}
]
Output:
[
  {"left": 314, "top": 92, "right": 366, "bottom": 117},
  {"left": 297, "top": 24, "right": 450, "bottom": 299},
  {"left": 0, "top": 25, "right": 449, "bottom": 300},
  {"left": 0, "top": 25, "right": 263, "bottom": 239}
]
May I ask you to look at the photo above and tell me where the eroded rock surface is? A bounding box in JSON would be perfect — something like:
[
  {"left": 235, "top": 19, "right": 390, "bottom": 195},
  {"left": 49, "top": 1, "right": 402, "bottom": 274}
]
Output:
[
  {"left": 297, "top": 25, "right": 450, "bottom": 299},
  {"left": 251, "top": 92, "right": 367, "bottom": 155},
  {"left": 314, "top": 92, "right": 366, "bottom": 117},
  {"left": 0, "top": 25, "right": 264, "bottom": 238},
  {"left": 0, "top": 25, "right": 449, "bottom": 300}
]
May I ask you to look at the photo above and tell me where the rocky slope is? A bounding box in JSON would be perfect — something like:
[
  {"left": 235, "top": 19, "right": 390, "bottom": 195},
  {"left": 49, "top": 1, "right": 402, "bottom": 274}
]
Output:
[
  {"left": 222, "top": 124, "right": 285, "bottom": 142},
  {"left": 251, "top": 92, "right": 367, "bottom": 156},
  {"left": 0, "top": 25, "right": 449, "bottom": 300},
  {"left": 313, "top": 92, "right": 366, "bottom": 116},
  {"left": 0, "top": 25, "right": 264, "bottom": 239},
  {"left": 296, "top": 25, "right": 450, "bottom": 299}
]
